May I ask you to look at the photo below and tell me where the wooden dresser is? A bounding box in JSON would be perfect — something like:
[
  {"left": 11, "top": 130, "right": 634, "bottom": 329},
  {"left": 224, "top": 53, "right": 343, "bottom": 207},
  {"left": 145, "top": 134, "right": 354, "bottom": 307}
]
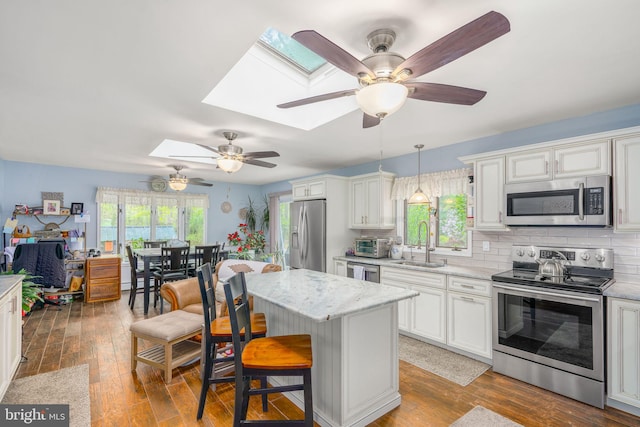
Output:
[{"left": 85, "top": 255, "right": 121, "bottom": 303}]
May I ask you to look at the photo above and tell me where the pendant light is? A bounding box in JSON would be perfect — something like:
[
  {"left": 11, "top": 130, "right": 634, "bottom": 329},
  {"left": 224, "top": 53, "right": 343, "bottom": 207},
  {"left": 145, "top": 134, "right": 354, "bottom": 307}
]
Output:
[{"left": 408, "top": 144, "right": 430, "bottom": 205}]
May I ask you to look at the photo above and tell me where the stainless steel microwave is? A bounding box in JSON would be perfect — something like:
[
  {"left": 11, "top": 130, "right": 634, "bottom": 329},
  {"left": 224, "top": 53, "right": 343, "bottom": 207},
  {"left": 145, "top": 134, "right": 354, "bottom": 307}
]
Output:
[
  {"left": 504, "top": 175, "right": 611, "bottom": 227},
  {"left": 354, "top": 238, "right": 390, "bottom": 258}
]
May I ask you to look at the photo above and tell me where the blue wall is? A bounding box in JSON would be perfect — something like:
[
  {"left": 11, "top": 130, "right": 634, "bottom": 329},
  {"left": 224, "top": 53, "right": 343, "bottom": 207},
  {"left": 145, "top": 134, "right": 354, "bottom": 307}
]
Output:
[
  {"left": 4, "top": 103, "right": 640, "bottom": 254},
  {"left": 263, "top": 103, "right": 640, "bottom": 195},
  {"left": 1, "top": 161, "right": 263, "bottom": 251}
]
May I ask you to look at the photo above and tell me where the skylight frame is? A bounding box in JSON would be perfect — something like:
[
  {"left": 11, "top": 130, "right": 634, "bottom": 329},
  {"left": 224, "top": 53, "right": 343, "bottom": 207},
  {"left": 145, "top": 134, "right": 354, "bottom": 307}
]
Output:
[{"left": 257, "top": 27, "right": 328, "bottom": 77}]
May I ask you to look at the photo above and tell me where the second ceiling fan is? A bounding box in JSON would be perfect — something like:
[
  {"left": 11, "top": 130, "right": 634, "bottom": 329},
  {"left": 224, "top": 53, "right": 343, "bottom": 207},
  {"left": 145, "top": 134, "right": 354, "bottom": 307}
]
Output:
[
  {"left": 177, "top": 132, "right": 280, "bottom": 173},
  {"left": 277, "top": 11, "right": 510, "bottom": 128}
]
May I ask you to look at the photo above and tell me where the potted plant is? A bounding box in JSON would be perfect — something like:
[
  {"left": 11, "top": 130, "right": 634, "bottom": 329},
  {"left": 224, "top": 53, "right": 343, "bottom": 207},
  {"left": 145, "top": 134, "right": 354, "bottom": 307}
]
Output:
[{"left": 1, "top": 268, "right": 43, "bottom": 314}]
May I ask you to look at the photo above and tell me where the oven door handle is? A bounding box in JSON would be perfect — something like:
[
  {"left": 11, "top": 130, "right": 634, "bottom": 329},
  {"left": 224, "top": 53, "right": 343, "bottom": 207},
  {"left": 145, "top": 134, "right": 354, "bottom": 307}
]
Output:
[{"left": 492, "top": 283, "right": 600, "bottom": 303}]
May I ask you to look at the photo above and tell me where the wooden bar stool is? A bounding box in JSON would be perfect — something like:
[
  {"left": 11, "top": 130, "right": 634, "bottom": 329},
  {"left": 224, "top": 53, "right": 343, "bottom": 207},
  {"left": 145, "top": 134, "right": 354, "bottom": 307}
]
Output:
[
  {"left": 224, "top": 272, "right": 314, "bottom": 426},
  {"left": 196, "top": 263, "right": 268, "bottom": 420}
]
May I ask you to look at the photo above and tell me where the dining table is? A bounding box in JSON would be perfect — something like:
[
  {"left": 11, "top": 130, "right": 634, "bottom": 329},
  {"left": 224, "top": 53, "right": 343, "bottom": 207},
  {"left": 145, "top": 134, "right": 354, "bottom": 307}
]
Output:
[{"left": 133, "top": 246, "right": 228, "bottom": 314}]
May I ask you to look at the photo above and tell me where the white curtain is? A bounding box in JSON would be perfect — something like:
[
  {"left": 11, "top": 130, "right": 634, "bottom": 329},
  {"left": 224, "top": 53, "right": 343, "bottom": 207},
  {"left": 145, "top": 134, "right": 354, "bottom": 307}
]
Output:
[
  {"left": 390, "top": 168, "right": 472, "bottom": 201},
  {"left": 95, "top": 187, "right": 209, "bottom": 207}
]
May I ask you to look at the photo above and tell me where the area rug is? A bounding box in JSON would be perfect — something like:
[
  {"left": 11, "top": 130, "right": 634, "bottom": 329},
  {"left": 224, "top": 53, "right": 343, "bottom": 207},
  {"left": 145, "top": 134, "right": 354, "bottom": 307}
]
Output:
[
  {"left": 1, "top": 364, "right": 90, "bottom": 427},
  {"left": 398, "top": 335, "right": 490, "bottom": 386},
  {"left": 450, "top": 406, "right": 523, "bottom": 426}
]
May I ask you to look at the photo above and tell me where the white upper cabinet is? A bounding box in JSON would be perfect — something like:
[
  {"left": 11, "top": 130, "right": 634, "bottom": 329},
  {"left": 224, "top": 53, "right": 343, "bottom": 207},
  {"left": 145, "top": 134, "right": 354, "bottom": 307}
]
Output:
[
  {"left": 614, "top": 133, "right": 640, "bottom": 231},
  {"left": 349, "top": 171, "right": 396, "bottom": 229},
  {"left": 506, "top": 139, "right": 611, "bottom": 183},
  {"left": 474, "top": 157, "right": 506, "bottom": 230},
  {"left": 291, "top": 178, "right": 326, "bottom": 200}
]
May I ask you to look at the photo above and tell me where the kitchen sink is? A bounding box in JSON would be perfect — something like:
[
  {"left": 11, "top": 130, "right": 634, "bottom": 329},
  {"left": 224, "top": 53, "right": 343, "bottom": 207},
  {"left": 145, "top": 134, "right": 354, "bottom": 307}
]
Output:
[{"left": 393, "top": 261, "right": 446, "bottom": 268}]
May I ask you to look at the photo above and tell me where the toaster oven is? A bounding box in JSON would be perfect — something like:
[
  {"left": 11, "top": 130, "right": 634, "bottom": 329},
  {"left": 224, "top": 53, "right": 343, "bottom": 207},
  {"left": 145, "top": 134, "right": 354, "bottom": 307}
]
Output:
[{"left": 354, "top": 238, "right": 390, "bottom": 258}]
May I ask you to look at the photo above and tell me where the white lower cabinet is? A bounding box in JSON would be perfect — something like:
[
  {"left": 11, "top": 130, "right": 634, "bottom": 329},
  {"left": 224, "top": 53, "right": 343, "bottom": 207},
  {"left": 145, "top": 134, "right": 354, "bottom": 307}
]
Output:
[
  {"left": 447, "top": 292, "right": 492, "bottom": 358},
  {"left": 381, "top": 266, "right": 491, "bottom": 359},
  {"left": 608, "top": 297, "right": 640, "bottom": 410},
  {"left": 381, "top": 267, "right": 446, "bottom": 343},
  {"left": 412, "top": 285, "right": 446, "bottom": 343},
  {"left": 333, "top": 260, "right": 347, "bottom": 277},
  {"left": 0, "top": 279, "right": 22, "bottom": 401}
]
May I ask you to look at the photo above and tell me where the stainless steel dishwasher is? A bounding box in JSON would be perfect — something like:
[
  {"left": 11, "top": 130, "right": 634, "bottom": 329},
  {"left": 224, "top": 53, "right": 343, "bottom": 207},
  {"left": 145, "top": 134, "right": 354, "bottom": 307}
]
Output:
[{"left": 346, "top": 261, "right": 380, "bottom": 283}]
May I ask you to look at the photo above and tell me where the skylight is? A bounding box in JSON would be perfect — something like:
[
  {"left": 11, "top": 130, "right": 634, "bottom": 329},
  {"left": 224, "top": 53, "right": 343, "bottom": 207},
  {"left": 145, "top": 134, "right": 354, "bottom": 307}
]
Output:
[
  {"left": 201, "top": 27, "right": 358, "bottom": 130},
  {"left": 258, "top": 27, "right": 327, "bottom": 75}
]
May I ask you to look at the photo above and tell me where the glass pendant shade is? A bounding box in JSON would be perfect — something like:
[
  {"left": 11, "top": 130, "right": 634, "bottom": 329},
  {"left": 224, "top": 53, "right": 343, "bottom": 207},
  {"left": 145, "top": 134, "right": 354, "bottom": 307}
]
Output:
[
  {"left": 217, "top": 158, "right": 243, "bottom": 173},
  {"left": 355, "top": 82, "right": 409, "bottom": 118},
  {"left": 408, "top": 188, "right": 430, "bottom": 205}
]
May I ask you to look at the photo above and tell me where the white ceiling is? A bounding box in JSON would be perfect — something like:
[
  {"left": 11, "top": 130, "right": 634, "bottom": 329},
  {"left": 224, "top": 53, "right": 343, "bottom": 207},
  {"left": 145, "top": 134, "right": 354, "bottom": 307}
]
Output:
[{"left": 1, "top": 1, "right": 640, "bottom": 185}]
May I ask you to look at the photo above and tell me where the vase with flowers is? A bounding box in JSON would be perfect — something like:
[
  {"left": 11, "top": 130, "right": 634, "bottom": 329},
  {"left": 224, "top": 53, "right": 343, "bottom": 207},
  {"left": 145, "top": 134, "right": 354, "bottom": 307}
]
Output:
[{"left": 227, "top": 223, "right": 266, "bottom": 260}]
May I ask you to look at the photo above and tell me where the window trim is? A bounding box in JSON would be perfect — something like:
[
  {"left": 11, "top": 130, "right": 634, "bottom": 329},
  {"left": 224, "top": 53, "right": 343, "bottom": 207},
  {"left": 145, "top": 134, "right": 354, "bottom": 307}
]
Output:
[
  {"left": 95, "top": 187, "right": 209, "bottom": 258},
  {"left": 396, "top": 199, "right": 473, "bottom": 258}
]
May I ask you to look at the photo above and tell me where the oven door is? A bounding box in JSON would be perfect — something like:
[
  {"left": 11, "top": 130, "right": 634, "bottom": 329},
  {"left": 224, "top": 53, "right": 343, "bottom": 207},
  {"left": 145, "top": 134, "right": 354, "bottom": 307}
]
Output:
[{"left": 492, "top": 282, "right": 604, "bottom": 381}]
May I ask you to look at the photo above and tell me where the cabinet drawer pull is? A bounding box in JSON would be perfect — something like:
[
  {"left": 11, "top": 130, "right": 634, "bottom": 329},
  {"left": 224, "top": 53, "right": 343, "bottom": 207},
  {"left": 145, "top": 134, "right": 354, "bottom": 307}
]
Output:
[
  {"left": 461, "top": 296, "right": 475, "bottom": 302},
  {"left": 461, "top": 284, "right": 474, "bottom": 289},
  {"left": 619, "top": 208, "right": 623, "bottom": 224}
]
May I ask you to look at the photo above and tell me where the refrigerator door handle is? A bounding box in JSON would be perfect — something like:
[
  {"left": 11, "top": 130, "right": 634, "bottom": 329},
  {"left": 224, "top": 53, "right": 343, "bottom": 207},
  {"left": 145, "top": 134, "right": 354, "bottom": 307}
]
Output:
[{"left": 300, "top": 204, "right": 306, "bottom": 264}]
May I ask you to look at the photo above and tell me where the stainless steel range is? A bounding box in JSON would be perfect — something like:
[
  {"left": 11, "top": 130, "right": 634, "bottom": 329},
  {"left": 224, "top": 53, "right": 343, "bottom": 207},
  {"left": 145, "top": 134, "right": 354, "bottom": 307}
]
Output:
[{"left": 491, "top": 245, "right": 615, "bottom": 408}]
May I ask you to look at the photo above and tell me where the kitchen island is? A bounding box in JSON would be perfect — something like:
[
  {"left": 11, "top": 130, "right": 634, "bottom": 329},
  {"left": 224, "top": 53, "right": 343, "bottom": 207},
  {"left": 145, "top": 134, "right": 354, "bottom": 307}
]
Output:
[{"left": 245, "top": 269, "right": 418, "bottom": 427}]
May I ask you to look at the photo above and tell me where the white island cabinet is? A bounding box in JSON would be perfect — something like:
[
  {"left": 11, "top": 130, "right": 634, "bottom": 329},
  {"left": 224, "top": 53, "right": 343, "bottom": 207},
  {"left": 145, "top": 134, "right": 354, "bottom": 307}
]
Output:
[
  {"left": 0, "top": 275, "right": 23, "bottom": 401},
  {"left": 246, "top": 269, "right": 418, "bottom": 427}
]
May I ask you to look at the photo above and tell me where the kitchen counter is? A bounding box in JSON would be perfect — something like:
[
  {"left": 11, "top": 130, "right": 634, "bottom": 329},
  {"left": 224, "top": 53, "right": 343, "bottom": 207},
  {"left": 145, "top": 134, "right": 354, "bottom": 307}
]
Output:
[
  {"left": 604, "top": 281, "right": 640, "bottom": 301},
  {"left": 247, "top": 269, "right": 418, "bottom": 427},
  {"left": 334, "top": 255, "right": 501, "bottom": 281},
  {"left": 0, "top": 275, "right": 23, "bottom": 300}
]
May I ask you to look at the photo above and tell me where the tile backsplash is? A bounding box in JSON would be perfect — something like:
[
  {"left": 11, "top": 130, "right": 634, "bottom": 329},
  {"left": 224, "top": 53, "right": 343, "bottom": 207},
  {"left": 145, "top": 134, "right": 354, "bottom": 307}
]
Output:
[
  {"left": 361, "top": 227, "right": 640, "bottom": 284},
  {"left": 458, "top": 228, "right": 640, "bottom": 284}
]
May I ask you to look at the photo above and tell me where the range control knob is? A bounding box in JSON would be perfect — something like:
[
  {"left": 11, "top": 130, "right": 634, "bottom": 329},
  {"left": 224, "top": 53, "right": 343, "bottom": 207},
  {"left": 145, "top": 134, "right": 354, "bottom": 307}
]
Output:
[
  {"left": 527, "top": 249, "right": 536, "bottom": 258},
  {"left": 595, "top": 254, "right": 605, "bottom": 263},
  {"left": 580, "top": 252, "right": 591, "bottom": 261},
  {"left": 515, "top": 248, "right": 524, "bottom": 257}
]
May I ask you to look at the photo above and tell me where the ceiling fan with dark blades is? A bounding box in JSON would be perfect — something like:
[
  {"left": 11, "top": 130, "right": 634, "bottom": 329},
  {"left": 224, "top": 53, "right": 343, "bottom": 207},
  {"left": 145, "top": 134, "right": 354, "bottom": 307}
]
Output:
[
  {"left": 277, "top": 10, "right": 510, "bottom": 128},
  {"left": 175, "top": 131, "right": 280, "bottom": 173},
  {"left": 141, "top": 165, "right": 213, "bottom": 192}
]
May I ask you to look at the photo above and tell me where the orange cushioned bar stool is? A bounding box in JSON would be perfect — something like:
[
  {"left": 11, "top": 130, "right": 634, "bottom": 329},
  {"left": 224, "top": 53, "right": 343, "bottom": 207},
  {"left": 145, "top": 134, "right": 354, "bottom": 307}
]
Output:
[
  {"left": 196, "top": 262, "right": 268, "bottom": 420},
  {"left": 224, "top": 272, "right": 313, "bottom": 426}
]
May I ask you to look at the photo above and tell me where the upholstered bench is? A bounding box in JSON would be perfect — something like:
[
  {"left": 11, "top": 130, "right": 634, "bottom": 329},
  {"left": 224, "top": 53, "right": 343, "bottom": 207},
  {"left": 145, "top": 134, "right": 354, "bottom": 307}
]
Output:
[{"left": 130, "top": 310, "right": 202, "bottom": 382}]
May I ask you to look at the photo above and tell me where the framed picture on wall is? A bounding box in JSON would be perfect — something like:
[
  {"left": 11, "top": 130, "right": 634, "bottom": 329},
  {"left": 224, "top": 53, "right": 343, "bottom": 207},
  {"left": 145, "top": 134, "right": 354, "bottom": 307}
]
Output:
[
  {"left": 71, "top": 203, "right": 84, "bottom": 215},
  {"left": 43, "top": 199, "right": 61, "bottom": 215}
]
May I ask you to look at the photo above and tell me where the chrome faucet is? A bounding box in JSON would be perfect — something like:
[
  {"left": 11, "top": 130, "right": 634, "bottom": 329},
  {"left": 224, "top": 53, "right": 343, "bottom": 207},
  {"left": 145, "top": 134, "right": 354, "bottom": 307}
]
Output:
[{"left": 417, "top": 220, "right": 432, "bottom": 263}]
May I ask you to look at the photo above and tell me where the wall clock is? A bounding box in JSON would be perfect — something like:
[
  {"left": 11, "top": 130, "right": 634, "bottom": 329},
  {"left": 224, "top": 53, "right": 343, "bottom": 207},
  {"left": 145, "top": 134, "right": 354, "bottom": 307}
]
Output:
[{"left": 150, "top": 178, "right": 167, "bottom": 192}]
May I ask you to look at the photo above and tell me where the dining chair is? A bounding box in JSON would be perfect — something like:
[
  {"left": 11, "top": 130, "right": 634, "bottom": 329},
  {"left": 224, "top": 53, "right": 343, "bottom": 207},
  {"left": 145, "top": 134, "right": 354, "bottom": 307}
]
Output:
[
  {"left": 153, "top": 246, "right": 190, "bottom": 313},
  {"left": 196, "top": 263, "right": 268, "bottom": 420},
  {"left": 189, "top": 244, "right": 221, "bottom": 276},
  {"left": 223, "top": 272, "right": 314, "bottom": 426},
  {"left": 125, "top": 245, "right": 145, "bottom": 309}
]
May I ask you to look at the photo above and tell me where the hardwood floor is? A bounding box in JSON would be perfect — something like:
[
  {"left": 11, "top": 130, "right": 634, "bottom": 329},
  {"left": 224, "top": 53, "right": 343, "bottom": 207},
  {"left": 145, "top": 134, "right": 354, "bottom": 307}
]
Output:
[{"left": 16, "top": 294, "right": 640, "bottom": 426}]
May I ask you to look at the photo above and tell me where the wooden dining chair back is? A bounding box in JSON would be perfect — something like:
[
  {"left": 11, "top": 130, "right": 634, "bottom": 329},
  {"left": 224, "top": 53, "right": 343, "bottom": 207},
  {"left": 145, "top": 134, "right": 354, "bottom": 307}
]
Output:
[
  {"left": 125, "top": 245, "right": 145, "bottom": 309},
  {"left": 224, "top": 272, "right": 314, "bottom": 426},
  {"left": 153, "top": 246, "right": 190, "bottom": 312},
  {"left": 190, "top": 245, "right": 221, "bottom": 276},
  {"left": 143, "top": 240, "right": 167, "bottom": 248},
  {"left": 196, "top": 263, "right": 267, "bottom": 420}
]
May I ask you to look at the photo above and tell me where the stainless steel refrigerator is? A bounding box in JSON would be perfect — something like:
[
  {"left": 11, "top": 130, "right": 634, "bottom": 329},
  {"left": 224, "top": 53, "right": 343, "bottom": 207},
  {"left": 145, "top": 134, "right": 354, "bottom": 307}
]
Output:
[{"left": 290, "top": 199, "right": 326, "bottom": 272}]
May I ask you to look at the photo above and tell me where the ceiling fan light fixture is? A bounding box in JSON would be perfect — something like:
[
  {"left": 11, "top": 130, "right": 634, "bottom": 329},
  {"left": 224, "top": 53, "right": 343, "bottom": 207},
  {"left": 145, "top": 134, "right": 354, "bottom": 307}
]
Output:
[
  {"left": 217, "top": 158, "right": 243, "bottom": 173},
  {"left": 408, "top": 144, "right": 431, "bottom": 205},
  {"left": 355, "top": 82, "right": 408, "bottom": 118},
  {"left": 168, "top": 172, "right": 188, "bottom": 191}
]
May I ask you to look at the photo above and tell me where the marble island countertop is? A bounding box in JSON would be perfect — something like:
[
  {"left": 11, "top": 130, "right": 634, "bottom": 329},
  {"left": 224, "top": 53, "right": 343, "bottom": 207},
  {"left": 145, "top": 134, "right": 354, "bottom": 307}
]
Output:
[
  {"left": 334, "top": 255, "right": 502, "bottom": 281},
  {"left": 245, "top": 269, "right": 419, "bottom": 322},
  {"left": 0, "top": 274, "right": 24, "bottom": 300}
]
